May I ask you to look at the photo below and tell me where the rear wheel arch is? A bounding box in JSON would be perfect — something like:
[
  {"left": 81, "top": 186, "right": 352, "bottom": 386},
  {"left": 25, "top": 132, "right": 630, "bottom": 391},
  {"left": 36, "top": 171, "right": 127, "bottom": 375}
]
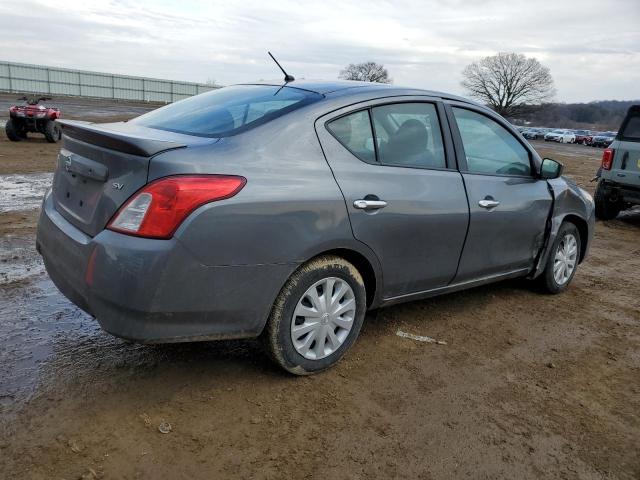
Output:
[
  {"left": 561, "top": 214, "right": 589, "bottom": 263},
  {"left": 305, "top": 248, "right": 378, "bottom": 308}
]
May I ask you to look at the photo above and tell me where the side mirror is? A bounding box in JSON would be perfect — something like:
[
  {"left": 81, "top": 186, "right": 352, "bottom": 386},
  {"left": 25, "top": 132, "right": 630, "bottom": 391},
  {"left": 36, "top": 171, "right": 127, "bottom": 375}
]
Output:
[{"left": 540, "top": 158, "right": 564, "bottom": 179}]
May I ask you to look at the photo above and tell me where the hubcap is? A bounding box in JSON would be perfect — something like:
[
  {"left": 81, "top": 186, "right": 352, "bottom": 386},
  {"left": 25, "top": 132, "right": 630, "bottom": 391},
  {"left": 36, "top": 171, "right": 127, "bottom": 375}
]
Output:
[
  {"left": 290, "top": 277, "right": 356, "bottom": 360},
  {"left": 553, "top": 233, "right": 578, "bottom": 285}
]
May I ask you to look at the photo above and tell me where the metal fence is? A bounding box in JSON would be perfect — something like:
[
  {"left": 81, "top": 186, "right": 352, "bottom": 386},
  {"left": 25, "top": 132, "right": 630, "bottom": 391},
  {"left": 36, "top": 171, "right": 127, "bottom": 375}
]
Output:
[{"left": 0, "top": 61, "right": 217, "bottom": 103}]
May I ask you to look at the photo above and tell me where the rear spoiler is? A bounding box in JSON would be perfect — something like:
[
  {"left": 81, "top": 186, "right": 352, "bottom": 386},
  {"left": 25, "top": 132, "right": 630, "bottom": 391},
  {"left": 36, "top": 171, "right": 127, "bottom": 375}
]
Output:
[{"left": 57, "top": 119, "right": 186, "bottom": 157}]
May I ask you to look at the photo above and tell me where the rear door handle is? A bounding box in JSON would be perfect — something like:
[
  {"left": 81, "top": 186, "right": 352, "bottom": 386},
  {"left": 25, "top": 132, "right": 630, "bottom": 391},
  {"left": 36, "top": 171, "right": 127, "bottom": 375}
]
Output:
[
  {"left": 478, "top": 199, "right": 500, "bottom": 209},
  {"left": 353, "top": 199, "right": 388, "bottom": 210}
]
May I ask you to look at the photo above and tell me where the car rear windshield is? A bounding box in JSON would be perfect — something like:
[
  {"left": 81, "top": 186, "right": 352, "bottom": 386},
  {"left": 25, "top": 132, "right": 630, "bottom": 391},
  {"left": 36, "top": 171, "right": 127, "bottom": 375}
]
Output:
[
  {"left": 619, "top": 107, "right": 640, "bottom": 141},
  {"left": 131, "top": 85, "right": 323, "bottom": 137}
]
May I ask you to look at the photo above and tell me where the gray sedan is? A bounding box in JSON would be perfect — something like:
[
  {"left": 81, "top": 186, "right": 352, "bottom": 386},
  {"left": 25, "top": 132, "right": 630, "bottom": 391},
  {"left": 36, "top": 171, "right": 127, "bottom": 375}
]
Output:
[{"left": 36, "top": 81, "right": 595, "bottom": 374}]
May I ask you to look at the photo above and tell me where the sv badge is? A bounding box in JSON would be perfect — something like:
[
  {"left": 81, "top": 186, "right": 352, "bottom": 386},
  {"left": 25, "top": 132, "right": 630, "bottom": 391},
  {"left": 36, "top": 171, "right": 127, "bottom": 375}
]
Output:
[{"left": 112, "top": 183, "right": 125, "bottom": 190}]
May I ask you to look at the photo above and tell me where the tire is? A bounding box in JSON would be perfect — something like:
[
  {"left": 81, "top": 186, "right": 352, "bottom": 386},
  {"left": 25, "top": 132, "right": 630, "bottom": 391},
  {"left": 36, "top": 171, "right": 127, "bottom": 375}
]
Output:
[
  {"left": 538, "top": 222, "right": 581, "bottom": 294},
  {"left": 5, "top": 118, "right": 22, "bottom": 141},
  {"left": 262, "top": 255, "right": 367, "bottom": 375},
  {"left": 44, "top": 121, "right": 61, "bottom": 143},
  {"left": 594, "top": 181, "right": 622, "bottom": 220}
]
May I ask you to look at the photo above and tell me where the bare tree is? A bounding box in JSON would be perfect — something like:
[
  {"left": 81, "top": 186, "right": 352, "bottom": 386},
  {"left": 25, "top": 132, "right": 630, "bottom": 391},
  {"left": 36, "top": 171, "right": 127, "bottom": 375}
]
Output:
[
  {"left": 339, "top": 62, "right": 392, "bottom": 83},
  {"left": 461, "top": 53, "right": 554, "bottom": 117}
]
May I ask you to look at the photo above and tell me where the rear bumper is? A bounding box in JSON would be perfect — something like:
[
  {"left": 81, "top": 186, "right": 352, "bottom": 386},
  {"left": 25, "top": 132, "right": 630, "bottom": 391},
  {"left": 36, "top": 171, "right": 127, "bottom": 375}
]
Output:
[
  {"left": 598, "top": 179, "right": 640, "bottom": 205},
  {"left": 36, "top": 192, "right": 296, "bottom": 343}
]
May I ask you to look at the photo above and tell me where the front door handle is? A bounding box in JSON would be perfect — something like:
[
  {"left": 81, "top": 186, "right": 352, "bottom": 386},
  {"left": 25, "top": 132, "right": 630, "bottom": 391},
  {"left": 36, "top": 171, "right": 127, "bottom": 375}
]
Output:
[
  {"left": 478, "top": 199, "right": 500, "bottom": 209},
  {"left": 353, "top": 199, "right": 388, "bottom": 210}
]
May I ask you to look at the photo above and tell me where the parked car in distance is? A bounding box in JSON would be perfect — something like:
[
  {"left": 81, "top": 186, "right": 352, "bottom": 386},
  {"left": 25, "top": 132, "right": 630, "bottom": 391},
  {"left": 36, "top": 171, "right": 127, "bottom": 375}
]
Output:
[
  {"left": 522, "top": 128, "right": 542, "bottom": 140},
  {"left": 560, "top": 130, "right": 577, "bottom": 143},
  {"left": 573, "top": 130, "right": 592, "bottom": 145},
  {"left": 545, "top": 129, "right": 575, "bottom": 143},
  {"left": 36, "top": 80, "right": 595, "bottom": 374},
  {"left": 592, "top": 132, "right": 616, "bottom": 148},
  {"left": 593, "top": 105, "right": 640, "bottom": 219},
  {"left": 588, "top": 132, "right": 606, "bottom": 146},
  {"left": 544, "top": 129, "right": 562, "bottom": 142}
]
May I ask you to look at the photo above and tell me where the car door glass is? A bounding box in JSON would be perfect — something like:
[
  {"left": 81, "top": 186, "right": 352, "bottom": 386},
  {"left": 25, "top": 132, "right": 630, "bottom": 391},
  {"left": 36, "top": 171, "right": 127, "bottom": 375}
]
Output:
[
  {"left": 453, "top": 107, "right": 531, "bottom": 176},
  {"left": 371, "top": 103, "right": 446, "bottom": 168},
  {"left": 327, "top": 110, "right": 376, "bottom": 164},
  {"left": 620, "top": 114, "right": 640, "bottom": 140}
]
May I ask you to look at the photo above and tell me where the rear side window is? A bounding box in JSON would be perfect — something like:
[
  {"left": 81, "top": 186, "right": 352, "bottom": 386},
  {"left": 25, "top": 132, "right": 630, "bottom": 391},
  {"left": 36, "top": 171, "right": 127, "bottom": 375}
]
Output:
[
  {"left": 371, "top": 103, "right": 445, "bottom": 168},
  {"left": 620, "top": 108, "right": 640, "bottom": 141},
  {"left": 327, "top": 102, "right": 446, "bottom": 169},
  {"left": 453, "top": 107, "right": 531, "bottom": 176},
  {"left": 326, "top": 110, "right": 376, "bottom": 164},
  {"left": 131, "top": 85, "right": 322, "bottom": 137}
]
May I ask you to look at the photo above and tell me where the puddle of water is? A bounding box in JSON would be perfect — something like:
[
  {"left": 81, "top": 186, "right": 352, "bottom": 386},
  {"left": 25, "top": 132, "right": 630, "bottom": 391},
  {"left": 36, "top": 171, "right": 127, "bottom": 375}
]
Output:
[
  {"left": 0, "top": 173, "right": 53, "bottom": 213},
  {"left": 0, "top": 234, "right": 45, "bottom": 284},
  {"left": 0, "top": 272, "right": 260, "bottom": 415},
  {"left": 0, "top": 276, "right": 97, "bottom": 399}
]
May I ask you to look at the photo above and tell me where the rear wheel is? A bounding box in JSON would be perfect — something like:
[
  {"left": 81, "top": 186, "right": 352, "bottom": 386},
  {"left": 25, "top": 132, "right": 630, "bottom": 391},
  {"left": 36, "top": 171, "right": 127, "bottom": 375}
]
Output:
[
  {"left": 594, "top": 181, "right": 622, "bottom": 220},
  {"left": 44, "top": 121, "right": 61, "bottom": 143},
  {"left": 5, "top": 118, "right": 22, "bottom": 141},
  {"left": 538, "top": 222, "right": 581, "bottom": 294},
  {"left": 262, "top": 255, "right": 366, "bottom": 375}
]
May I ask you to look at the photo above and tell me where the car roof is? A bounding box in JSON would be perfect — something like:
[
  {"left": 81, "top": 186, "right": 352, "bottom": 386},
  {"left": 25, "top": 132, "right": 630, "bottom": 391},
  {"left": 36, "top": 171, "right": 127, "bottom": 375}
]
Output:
[{"left": 236, "top": 79, "right": 477, "bottom": 104}]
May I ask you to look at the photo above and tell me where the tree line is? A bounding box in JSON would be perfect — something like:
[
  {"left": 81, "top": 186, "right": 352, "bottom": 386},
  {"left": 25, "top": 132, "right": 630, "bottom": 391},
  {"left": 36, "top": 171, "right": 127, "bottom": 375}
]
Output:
[
  {"left": 512, "top": 100, "right": 635, "bottom": 130},
  {"left": 338, "top": 55, "right": 636, "bottom": 130}
]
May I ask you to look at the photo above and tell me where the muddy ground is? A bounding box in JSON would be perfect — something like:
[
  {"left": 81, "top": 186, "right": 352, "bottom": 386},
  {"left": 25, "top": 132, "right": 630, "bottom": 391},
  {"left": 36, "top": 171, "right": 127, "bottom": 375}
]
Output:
[{"left": 0, "top": 117, "right": 638, "bottom": 480}]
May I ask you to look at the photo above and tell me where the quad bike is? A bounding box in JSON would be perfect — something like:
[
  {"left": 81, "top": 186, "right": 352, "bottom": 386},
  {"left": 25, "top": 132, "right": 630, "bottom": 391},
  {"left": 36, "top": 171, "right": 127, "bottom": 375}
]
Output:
[{"left": 5, "top": 96, "right": 61, "bottom": 143}]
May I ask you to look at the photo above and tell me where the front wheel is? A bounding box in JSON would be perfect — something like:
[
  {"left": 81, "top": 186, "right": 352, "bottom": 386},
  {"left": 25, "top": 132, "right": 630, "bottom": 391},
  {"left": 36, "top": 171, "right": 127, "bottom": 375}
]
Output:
[
  {"left": 262, "top": 255, "right": 366, "bottom": 375},
  {"left": 5, "top": 118, "right": 22, "bottom": 141},
  {"left": 538, "top": 222, "right": 581, "bottom": 294},
  {"left": 44, "top": 121, "right": 61, "bottom": 143}
]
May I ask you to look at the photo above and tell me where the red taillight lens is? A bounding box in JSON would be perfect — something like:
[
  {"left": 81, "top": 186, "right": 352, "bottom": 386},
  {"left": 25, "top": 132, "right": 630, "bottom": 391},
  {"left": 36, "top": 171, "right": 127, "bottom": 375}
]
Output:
[
  {"left": 601, "top": 148, "right": 614, "bottom": 170},
  {"left": 107, "top": 175, "right": 246, "bottom": 239}
]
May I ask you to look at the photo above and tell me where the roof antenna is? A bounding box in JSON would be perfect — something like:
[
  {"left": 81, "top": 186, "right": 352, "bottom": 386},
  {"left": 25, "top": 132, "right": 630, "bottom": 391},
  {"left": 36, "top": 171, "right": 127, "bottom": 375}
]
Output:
[{"left": 268, "top": 51, "right": 295, "bottom": 83}]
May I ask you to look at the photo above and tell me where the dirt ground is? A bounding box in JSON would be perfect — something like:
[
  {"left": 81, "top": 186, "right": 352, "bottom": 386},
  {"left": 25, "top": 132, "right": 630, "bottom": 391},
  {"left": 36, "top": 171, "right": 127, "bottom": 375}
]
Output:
[{"left": 0, "top": 119, "right": 638, "bottom": 480}]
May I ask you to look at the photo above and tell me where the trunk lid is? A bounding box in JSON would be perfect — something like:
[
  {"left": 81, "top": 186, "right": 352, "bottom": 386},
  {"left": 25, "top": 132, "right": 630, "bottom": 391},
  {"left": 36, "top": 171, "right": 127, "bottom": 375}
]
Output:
[{"left": 52, "top": 120, "right": 214, "bottom": 237}]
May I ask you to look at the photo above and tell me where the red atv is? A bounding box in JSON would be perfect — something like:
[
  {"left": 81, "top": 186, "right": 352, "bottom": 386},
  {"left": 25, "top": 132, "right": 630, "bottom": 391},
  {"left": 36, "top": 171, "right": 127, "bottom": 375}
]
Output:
[{"left": 6, "top": 96, "right": 61, "bottom": 143}]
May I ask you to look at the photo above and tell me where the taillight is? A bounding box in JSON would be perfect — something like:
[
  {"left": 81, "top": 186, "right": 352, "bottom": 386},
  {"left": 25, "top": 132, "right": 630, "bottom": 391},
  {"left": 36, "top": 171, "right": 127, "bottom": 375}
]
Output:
[
  {"left": 107, "top": 175, "right": 246, "bottom": 239},
  {"left": 601, "top": 148, "right": 614, "bottom": 170}
]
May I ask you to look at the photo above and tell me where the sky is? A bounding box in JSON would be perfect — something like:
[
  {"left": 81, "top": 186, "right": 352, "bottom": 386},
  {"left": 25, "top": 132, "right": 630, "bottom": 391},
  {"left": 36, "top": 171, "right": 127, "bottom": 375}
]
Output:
[{"left": 1, "top": 0, "right": 638, "bottom": 103}]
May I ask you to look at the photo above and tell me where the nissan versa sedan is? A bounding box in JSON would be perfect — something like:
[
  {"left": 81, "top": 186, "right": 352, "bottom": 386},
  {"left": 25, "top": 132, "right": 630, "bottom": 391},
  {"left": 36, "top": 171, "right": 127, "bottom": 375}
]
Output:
[{"left": 36, "top": 81, "right": 595, "bottom": 374}]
